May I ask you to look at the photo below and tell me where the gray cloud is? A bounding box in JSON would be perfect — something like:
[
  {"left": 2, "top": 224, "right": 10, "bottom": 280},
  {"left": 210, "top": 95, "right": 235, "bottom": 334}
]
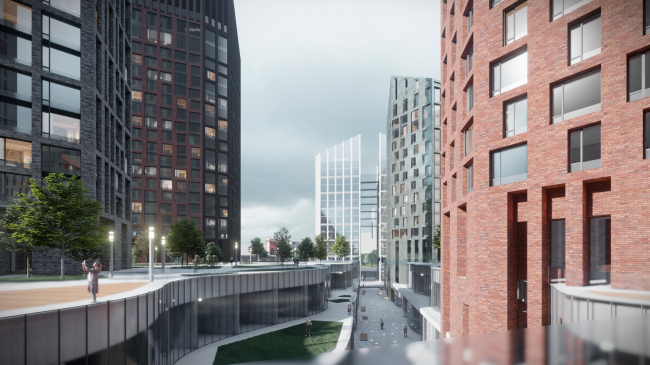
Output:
[{"left": 234, "top": 0, "right": 441, "bottom": 248}]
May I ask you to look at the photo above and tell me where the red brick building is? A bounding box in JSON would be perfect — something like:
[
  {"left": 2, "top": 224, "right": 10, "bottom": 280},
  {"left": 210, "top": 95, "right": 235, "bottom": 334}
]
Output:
[{"left": 440, "top": 0, "right": 650, "bottom": 338}]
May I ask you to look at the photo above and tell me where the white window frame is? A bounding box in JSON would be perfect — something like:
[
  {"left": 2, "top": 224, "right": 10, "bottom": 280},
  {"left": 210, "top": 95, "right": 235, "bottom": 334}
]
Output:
[
  {"left": 629, "top": 51, "right": 650, "bottom": 102},
  {"left": 569, "top": 124, "right": 601, "bottom": 172},
  {"left": 552, "top": 0, "right": 593, "bottom": 21},
  {"left": 552, "top": 70, "right": 601, "bottom": 123},
  {"left": 492, "top": 50, "right": 528, "bottom": 96},
  {"left": 504, "top": 2, "right": 527, "bottom": 45},
  {"left": 569, "top": 14, "right": 601, "bottom": 65}
]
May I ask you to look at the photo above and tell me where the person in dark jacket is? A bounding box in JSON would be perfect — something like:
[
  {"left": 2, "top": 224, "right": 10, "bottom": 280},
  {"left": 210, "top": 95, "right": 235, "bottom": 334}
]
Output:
[
  {"left": 82, "top": 260, "right": 102, "bottom": 302},
  {"left": 305, "top": 319, "right": 312, "bottom": 337},
  {"left": 404, "top": 326, "right": 408, "bottom": 337},
  {"left": 380, "top": 319, "right": 384, "bottom": 330}
]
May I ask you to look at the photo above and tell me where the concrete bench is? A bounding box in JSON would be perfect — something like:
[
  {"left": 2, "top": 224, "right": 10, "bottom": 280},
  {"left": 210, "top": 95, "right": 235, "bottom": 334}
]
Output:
[
  {"left": 361, "top": 306, "right": 366, "bottom": 312},
  {"left": 360, "top": 333, "right": 368, "bottom": 341},
  {"left": 362, "top": 315, "right": 368, "bottom": 319},
  {"left": 362, "top": 291, "right": 366, "bottom": 295}
]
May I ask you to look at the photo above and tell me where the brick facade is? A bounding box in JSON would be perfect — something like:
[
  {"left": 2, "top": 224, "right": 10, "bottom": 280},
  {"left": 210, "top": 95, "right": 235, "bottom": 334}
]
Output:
[{"left": 440, "top": 0, "right": 650, "bottom": 337}]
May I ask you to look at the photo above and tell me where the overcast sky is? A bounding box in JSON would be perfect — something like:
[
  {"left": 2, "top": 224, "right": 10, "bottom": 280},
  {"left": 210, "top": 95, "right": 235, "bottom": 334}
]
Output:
[{"left": 234, "top": 0, "right": 441, "bottom": 251}]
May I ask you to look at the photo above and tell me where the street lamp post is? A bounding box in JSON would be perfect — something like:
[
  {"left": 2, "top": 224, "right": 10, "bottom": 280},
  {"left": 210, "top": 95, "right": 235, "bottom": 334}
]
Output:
[
  {"left": 109, "top": 231, "right": 114, "bottom": 279},
  {"left": 161, "top": 236, "right": 166, "bottom": 272},
  {"left": 149, "top": 227, "right": 154, "bottom": 282},
  {"left": 235, "top": 242, "right": 238, "bottom": 267}
]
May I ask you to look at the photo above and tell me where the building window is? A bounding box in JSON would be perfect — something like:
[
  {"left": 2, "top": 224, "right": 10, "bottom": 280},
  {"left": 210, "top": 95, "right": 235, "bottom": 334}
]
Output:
[
  {"left": 43, "top": 0, "right": 80, "bottom": 17},
  {"left": 645, "top": 112, "right": 650, "bottom": 159},
  {"left": 570, "top": 124, "right": 601, "bottom": 172},
  {"left": 504, "top": 97, "right": 527, "bottom": 137},
  {"left": 144, "top": 166, "right": 157, "bottom": 176},
  {"left": 646, "top": 0, "right": 650, "bottom": 35},
  {"left": 160, "top": 180, "right": 172, "bottom": 190},
  {"left": 466, "top": 83, "right": 473, "bottom": 113},
  {"left": 218, "top": 120, "right": 228, "bottom": 139},
  {"left": 552, "top": 0, "right": 592, "bottom": 21},
  {"left": 218, "top": 35, "right": 228, "bottom": 64},
  {"left": 629, "top": 51, "right": 650, "bottom": 102},
  {"left": 464, "top": 123, "right": 473, "bottom": 156},
  {"left": 550, "top": 219, "right": 566, "bottom": 273},
  {"left": 0, "top": 1, "right": 32, "bottom": 65},
  {"left": 42, "top": 80, "right": 81, "bottom": 143},
  {"left": 42, "top": 15, "right": 81, "bottom": 79},
  {"left": 553, "top": 70, "right": 601, "bottom": 123},
  {"left": 466, "top": 162, "right": 473, "bottom": 193},
  {"left": 492, "top": 50, "right": 527, "bottom": 96},
  {"left": 492, "top": 0, "right": 505, "bottom": 7},
  {"left": 466, "top": 4, "right": 473, "bottom": 33},
  {"left": 465, "top": 46, "right": 473, "bottom": 76},
  {"left": 569, "top": 14, "right": 601, "bottom": 65},
  {"left": 0, "top": 67, "right": 32, "bottom": 134},
  {"left": 0, "top": 138, "right": 31, "bottom": 168},
  {"left": 41, "top": 145, "right": 81, "bottom": 176},
  {"left": 589, "top": 216, "right": 610, "bottom": 281},
  {"left": 504, "top": 2, "right": 527, "bottom": 45},
  {"left": 491, "top": 144, "right": 527, "bottom": 186}
]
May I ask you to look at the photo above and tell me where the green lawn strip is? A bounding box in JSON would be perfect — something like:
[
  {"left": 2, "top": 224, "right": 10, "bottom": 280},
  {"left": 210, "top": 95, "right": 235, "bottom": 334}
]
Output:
[
  {"left": 328, "top": 298, "right": 350, "bottom": 303},
  {"left": 214, "top": 321, "right": 342, "bottom": 365},
  {"left": 338, "top": 295, "right": 351, "bottom": 298},
  {"left": 0, "top": 274, "right": 107, "bottom": 282}
]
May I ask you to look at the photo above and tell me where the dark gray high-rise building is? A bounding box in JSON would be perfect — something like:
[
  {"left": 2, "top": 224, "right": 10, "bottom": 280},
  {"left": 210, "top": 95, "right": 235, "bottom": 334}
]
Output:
[
  {"left": 385, "top": 77, "right": 441, "bottom": 285},
  {"left": 0, "top": 0, "right": 132, "bottom": 274},
  {"left": 130, "top": 0, "right": 241, "bottom": 261}
]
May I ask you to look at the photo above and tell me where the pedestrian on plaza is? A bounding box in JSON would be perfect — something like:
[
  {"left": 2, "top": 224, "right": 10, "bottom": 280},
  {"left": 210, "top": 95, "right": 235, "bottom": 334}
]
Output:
[
  {"left": 230, "top": 257, "right": 234, "bottom": 266},
  {"left": 404, "top": 326, "right": 408, "bottom": 337},
  {"left": 82, "top": 260, "right": 102, "bottom": 303},
  {"left": 380, "top": 319, "right": 384, "bottom": 330},
  {"left": 378, "top": 291, "right": 381, "bottom": 298},
  {"left": 305, "top": 318, "right": 312, "bottom": 337},
  {"left": 347, "top": 303, "right": 351, "bottom": 314}
]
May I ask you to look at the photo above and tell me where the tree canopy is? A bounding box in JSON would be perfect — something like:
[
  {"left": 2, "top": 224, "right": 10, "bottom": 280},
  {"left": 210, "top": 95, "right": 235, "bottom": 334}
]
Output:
[
  {"left": 204, "top": 242, "right": 222, "bottom": 267},
  {"left": 249, "top": 237, "right": 268, "bottom": 258},
  {"left": 5, "top": 174, "right": 106, "bottom": 279},
  {"left": 432, "top": 224, "right": 441, "bottom": 261},
  {"left": 332, "top": 235, "right": 350, "bottom": 259},
  {"left": 131, "top": 232, "right": 149, "bottom": 263},
  {"left": 167, "top": 218, "right": 204, "bottom": 265},
  {"left": 273, "top": 227, "right": 293, "bottom": 267},
  {"left": 297, "top": 237, "right": 314, "bottom": 262},
  {"left": 367, "top": 249, "right": 378, "bottom": 266},
  {"left": 314, "top": 234, "right": 328, "bottom": 263}
]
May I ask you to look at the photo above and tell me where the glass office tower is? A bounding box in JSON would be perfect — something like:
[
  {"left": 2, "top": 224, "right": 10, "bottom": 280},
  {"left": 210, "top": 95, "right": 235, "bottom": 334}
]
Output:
[
  {"left": 0, "top": 0, "right": 132, "bottom": 275},
  {"left": 385, "top": 77, "right": 442, "bottom": 285},
  {"left": 315, "top": 135, "right": 361, "bottom": 259},
  {"left": 130, "top": 0, "right": 241, "bottom": 261}
]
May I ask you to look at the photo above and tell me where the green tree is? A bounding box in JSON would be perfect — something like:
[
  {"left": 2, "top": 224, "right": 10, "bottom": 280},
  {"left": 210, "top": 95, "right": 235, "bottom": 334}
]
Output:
[
  {"left": 131, "top": 232, "right": 149, "bottom": 264},
  {"left": 167, "top": 218, "right": 205, "bottom": 266},
  {"left": 0, "top": 205, "right": 45, "bottom": 277},
  {"left": 332, "top": 235, "right": 350, "bottom": 260},
  {"left": 297, "top": 237, "right": 314, "bottom": 262},
  {"left": 273, "top": 227, "right": 293, "bottom": 268},
  {"left": 432, "top": 224, "right": 441, "bottom": 261},
  {"left": 5, "top": 174, "right": 106, "bottom": 280},
  {"left": 367, "top": 249, "right": 378, "bottom": 267},
  {"left": 314, "top": 234, "right": 328, "bottom": 263},
  {"left": 204, "top": 241, "right": 222, "bottom": 267},
  {"left": 249, "top": 237, "right": 267, "bottom": 260}
]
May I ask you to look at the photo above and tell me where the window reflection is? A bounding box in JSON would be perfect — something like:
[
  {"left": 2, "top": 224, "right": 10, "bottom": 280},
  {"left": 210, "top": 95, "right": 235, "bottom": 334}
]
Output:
[
  {"left": 42, "top": 81, "right": 80, "bottom": 143},
  {"left": 41, "top": 145, "right": 81, "bottom": 176},
  {"left": 218, "top": 120, "right": 227, "bottom": 139},
  {"left": 44, "top": 0, "right": 80, "bottom": 17},
  {"left": 42, "top": 15, "right": 80, "bottom": 79},
  {"left": 0, "top": 67, "right": 32, "bottom": 134},
  {"left": 1, "top": 0, "right": 32, "bottom": 31}
]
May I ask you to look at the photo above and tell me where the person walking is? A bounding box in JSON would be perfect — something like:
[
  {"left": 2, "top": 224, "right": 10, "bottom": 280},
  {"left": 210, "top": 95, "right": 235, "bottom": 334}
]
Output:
[
  {"left": 230, "top": 257, "right": 234, "bottom": 266},
  {"left": 380, "top": 319, "right": 384, "bottom": 330},
  {"left": 347, "top": 303, "right": 351, "bottom": 314},
  {"left": 305, "top": 319, "right": 312, "bottom": 337},
  {"left": 404, "top": 326, "right": 408, "bottom": 337},
  {"left": 82, "top": 260, "right": 102, "bottom": 303}
]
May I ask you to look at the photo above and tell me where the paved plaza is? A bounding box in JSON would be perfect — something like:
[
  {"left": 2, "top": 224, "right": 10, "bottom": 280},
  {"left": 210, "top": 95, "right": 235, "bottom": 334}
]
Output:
[{"left": 355, "top": 287, "right": 422, "bottom": 350}]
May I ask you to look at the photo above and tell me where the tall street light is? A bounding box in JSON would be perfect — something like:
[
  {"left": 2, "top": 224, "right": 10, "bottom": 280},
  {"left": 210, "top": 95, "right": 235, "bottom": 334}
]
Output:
[
  {"left": 155, "top": 246, "right": 158, "bottom": 266},
  {"left": 108, "top": 231, "right": 114, "bottom": 279},
  {"left": 149, "top": 226, "right": 154, "bottom": 282},
  {"left": 234, "top": 242, "right": 238, "bottom": 268},
  {"left": 161, "top": 236, "right": 166, "bottom": 272}
]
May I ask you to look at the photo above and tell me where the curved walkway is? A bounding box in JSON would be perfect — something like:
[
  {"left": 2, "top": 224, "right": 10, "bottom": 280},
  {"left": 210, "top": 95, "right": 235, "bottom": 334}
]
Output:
[{"left": 175, "top": 289, "right": 355, "bottom": 365}]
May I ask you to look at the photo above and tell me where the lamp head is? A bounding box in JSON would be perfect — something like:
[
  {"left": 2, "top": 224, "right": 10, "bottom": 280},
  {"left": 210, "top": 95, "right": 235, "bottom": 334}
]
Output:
[
  {"left": 149, "top": 226, "right": 154, "bottom": 239},
  {"left": 162, "top": 236, "right": 166, "bottom": 245},
  {"left": 109, "top": 231, "right": 114, "bottom": 242}
]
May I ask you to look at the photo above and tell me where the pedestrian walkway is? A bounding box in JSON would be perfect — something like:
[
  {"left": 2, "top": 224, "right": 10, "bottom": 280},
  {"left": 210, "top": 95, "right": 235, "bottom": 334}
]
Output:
[
  {"left": 175, "top": 289, "right": 355, "bottom": 365},
  {"left": 355, "top": 287, "right": 421, "bottom": 350}
]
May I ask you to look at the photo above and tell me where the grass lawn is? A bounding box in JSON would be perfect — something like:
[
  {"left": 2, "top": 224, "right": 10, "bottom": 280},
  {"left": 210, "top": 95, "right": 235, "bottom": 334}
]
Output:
[
  {"left": 214, "top": 320, "right": 342, "bottom": 365},
  {"left": 0, "top": 274, "right": 107, "bottom": 282},
  {"left": 328, "top": 298, "right": 350, "bottom": 303}
]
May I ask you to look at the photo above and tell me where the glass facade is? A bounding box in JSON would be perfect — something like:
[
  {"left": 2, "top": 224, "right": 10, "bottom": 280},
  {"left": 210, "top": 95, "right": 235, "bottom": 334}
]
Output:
[
  {"left": 315, "top": 135, "right": 361, "bottom": 258},
  {"left": 386, "top": 77, "right": 441, "bottom": 286}
]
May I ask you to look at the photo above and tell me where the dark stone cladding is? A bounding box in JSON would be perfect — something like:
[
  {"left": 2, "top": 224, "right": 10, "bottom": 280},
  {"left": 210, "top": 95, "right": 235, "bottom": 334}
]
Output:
[
  {"left": 0, "top": 0, "right": 132, "bottom": 275},
  {"left": 130, "top": 0, "right": 241, "bottom": 262}
]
